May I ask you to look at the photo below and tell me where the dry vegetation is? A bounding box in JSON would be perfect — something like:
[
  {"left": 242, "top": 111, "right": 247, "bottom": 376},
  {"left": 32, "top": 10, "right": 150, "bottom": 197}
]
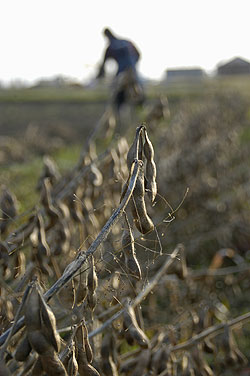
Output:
[{"left": 0, "top": 84, "right": 250, "bottom": 375}]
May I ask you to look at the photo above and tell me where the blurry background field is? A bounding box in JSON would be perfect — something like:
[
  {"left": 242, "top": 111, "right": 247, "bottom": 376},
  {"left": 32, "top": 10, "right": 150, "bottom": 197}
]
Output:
[{"left": 1, "top": 75, "right": 250, "bottom": 208}]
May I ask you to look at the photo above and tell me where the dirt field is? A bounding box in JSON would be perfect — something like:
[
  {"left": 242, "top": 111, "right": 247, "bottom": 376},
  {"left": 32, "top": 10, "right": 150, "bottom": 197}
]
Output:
[{"left": 0, "top": 101, "right": 106, "bottom": 141}]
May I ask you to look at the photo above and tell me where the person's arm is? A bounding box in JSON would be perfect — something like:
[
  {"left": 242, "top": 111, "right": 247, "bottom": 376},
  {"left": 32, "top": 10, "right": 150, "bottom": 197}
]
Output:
[{"left": 96, "top": 48, "right": 110, "bottom": 78}]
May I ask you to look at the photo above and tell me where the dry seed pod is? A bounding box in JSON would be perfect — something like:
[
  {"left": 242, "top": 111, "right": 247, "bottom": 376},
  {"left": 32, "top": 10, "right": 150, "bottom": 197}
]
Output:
[
  {"left": 143, "top": 129, "right": 155, "bottom": 161},
  {"left": 81, "top": 140, "right": 97, "bottom": 166},
  {"left": 76, "top": 272, "right": 88, "bottom": 306},
  {"left": 68, "top": 357, "right": 78, "bottom": 376},
  {"left": 28, "top": 330, "right": 52, "bottom": 355},
  {"left": 75, "top": 323, "right": 93, "bottom": 363},
  {"left": 123, "top": 305, "right": 149, "bottom": 348},
  {"left": 30, "top": 227, "right": 52, "bottom": 277},
  {"left": 130, "top": 161, "right": 154, "bottom": 234},
  {"left": 87, "top": 255, "right": 98, "bottom": 312},
  {"left": 40, "top": 178, "right": 61, "bottom": 225},
  {"left": 58, "top": 280, "right": 76, "bottom": 310},
  {"left": 24, "top": 284, "right": 42, "bottom": 331},
  {"left": 68, "top": 347, "right": 79, "bottom": 376},
  {"left": 145, "top": 160, "right": 157, "bottom": 202},
  {"left": 182, "top": 352, "right": 196, "bottom": 376},
  {"left": 36, "top": 211, "right": 50, "bottom": 257},
  {"left": 117, "top": 136, "right": 129, "bottom": 157},
  {"left": 51, "top": 220, "right": 71, "bottom": 256},
  {"left": 234, "top": 346, "right": 248, "bottom": 366},
  {"left": 25, "top": 282, "right": 61, "bottom": 357},
  {"left": 67, "top": 195, "right": 84, "bottom": 223},
  {"left": 28, "top": 281, "right": 61, "bottom": 352},
  {"left": 129, "top": 326, "right": 149, "bottom": 348},
  {"left": 144, "top": 130, "right": 157, "bottom": 202},
  {"left": 39, "top": 293, "right": 61, "bottom": 352},
  {"left": 78, "top": 358, "right": 100, "bottom": 376},
  {"left": 75, "top": 324, "right": 85, "bottom": 350},
  {"left": 219, "top": 325, "right": 238, "bottom": 366},
  {"left": 83, "top": 322, "right": 93, "bottom": 364},
  {"left": 89, "top": 164, "right": 103, "bottom": 187},
  {"left": 167, "top": 352, "right": 178, "bottom": 376},
  {"left": 14, "top": 334, "right": 32, "bottom": 362},
  {"left": 87, "top": 291, "right": 97, "bottom": 313},
  {"left": 121, "top": 216, "right": 141, "bottom": 280},
  {"left": 203, "top": 338, "right": 216, "bottom": 354},
  {"left": 220, "top": 325, "right": 247, "bottom": 367},
  {"left": 37, "top": 155, "right": 61, "bottom": 191},
  {"left": 75, "top": 325, "right": 100, "bottom": 376},
  {"left": 190, "top": 345, "right": 213, "bottom": 376},
  {"left": 125, "top": 256, "right": 141, "bottom": 281},
  {"left": 101, "top": 110, "right": 116, "bottom": 140},
  {"left": 40, "top": 352, "right": 67, "bottom": 376},
  {"left": 77, "top": 348, "right": 100, "bottom": 376},
  {"left": 14, "top": 250, "right": 26, "bottom": 278},
  {"left": 126, "top": 125, "right": 144, "bottom": 171},
  {"left": 110, "top": 148, "right": 121, "bottom": 178}
]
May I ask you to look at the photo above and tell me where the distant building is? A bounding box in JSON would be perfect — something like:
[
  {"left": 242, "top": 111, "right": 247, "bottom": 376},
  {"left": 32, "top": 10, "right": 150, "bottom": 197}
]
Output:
[
  {"left": 217, "top": 57, "right": 250, "bottom": 76},
  {"left": 165, "top": 67, "right": 206, "bottom": 83}
]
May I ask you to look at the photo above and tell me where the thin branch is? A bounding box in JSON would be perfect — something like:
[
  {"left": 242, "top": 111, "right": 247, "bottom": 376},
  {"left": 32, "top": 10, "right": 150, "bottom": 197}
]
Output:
[{"left": 170, "top": 311, "right": 250, "bottom": 353}]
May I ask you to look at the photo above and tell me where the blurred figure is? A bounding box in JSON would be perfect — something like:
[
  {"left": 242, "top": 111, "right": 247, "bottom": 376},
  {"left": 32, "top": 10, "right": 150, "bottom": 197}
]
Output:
[{"left": 96, "top": 28, "right": 145, "bottom": 109}]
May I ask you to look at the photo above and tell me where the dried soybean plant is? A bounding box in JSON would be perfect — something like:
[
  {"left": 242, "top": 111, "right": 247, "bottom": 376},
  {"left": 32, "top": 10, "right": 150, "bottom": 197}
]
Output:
[
  {"left": 23, "top": 281, "right": 67, "bottom": 375},
  {"left": 0, "top": 126, "right": 139, "bottom": 369},
  {"left": 1, "top": 120, "right": 250, "bottom": 375},
  {"left": 119, "top": 124, "right": 158, "bottom": 284},
  {"left": 0, "top": 124, "right": 170, "bottom": 375}
]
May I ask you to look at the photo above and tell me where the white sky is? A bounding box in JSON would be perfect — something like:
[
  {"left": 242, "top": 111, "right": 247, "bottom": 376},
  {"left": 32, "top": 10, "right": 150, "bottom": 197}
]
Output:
[{"left": 1, "top": 0, "right": 249, "bottom": 85}]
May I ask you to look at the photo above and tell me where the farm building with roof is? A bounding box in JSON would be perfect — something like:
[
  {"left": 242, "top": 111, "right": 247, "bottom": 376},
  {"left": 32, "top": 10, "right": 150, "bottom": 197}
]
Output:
[
  {"left": 217, "top": 57, "right": 250, "bottom": 75},
  {"left": 165, "top": 68, "right": 206, "bottom": 83}
]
